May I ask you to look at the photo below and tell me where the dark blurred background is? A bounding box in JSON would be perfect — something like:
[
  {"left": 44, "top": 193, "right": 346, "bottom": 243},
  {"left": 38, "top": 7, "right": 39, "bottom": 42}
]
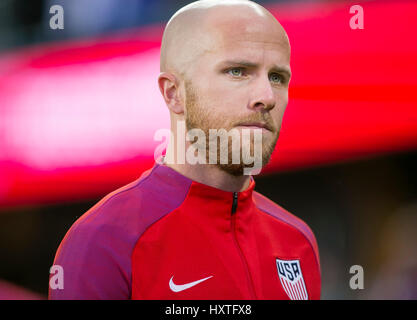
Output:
[
  {"left": 0, "top": 0, "right": 287, "bottom": 51},
  {"left": 0, "top": 0, "right": 416, "bottom": 299}
]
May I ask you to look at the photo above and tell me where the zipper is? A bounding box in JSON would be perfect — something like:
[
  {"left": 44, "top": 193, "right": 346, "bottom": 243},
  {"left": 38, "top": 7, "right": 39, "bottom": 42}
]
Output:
[
  {"left": 230, "top": 192, "right": 257, "bottom": 299},
  {"left": 231, "top": 192, "right": 238, "bottom": 214}
]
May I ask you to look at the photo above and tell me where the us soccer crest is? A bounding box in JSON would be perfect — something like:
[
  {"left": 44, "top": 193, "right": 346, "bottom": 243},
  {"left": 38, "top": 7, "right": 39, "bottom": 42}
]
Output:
[{"left": 276, "top": 258, "right": 308, "bottom": 300}]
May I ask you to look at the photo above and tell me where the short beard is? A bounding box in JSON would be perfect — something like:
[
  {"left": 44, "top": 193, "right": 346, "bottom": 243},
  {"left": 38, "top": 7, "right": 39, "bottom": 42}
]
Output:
[{"left": 184, "top": 80, "right": 279, "bottom": 176}]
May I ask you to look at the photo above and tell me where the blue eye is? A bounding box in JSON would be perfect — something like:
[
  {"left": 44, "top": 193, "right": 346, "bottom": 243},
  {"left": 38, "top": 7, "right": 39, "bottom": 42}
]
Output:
[
  {"left": 269, "top": 73, "right": 282, "bottom": 84},
  {"left": 228, "top": 68, "right": 243, "bottom": 77}
]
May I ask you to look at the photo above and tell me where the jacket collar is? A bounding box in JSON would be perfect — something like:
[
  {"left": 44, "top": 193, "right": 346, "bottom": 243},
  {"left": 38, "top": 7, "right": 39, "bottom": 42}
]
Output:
[{"left": 150, "top": 159, "right": 256, "bottom": 216}]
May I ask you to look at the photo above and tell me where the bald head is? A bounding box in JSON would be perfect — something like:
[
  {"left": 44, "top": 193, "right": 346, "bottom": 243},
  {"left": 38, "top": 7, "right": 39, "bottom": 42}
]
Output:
[
  {"left": 159, "top": 0, "right": 292, "bottom": 177},
  {"left": 160, "top": 0, "right": 290, "bottom": 79}
]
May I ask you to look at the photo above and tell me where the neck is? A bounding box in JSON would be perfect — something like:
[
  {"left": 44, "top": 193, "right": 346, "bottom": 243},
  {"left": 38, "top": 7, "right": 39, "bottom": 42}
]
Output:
[
  {"left": 165, "top": 161, "right": 251, "bottom": 192},
  {"left": 162, "top": 131, "right": 253, "bottom": 192}
]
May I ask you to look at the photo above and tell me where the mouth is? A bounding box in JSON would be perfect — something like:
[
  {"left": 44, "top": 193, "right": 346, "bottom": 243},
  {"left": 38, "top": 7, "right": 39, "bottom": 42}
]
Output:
[{"left": 236, "top": 122, "right": 273, "bottom": 132}]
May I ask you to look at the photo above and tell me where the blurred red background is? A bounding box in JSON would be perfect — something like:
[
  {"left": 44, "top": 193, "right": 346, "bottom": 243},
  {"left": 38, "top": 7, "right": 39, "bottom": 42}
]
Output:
[{"left": 1, "top": 0, "right": 416, "bottom": 208}]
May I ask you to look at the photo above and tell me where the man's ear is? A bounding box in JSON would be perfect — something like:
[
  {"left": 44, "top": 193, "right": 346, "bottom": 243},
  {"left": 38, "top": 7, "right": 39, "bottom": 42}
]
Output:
[{"left": 158, "top": 72, "right": 184, "bottom": 114}]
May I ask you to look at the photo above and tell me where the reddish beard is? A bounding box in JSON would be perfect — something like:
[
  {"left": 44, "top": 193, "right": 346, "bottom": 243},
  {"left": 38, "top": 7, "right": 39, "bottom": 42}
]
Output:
[{"left": 184, "top": 80, "right": 279, "bottom": 176}]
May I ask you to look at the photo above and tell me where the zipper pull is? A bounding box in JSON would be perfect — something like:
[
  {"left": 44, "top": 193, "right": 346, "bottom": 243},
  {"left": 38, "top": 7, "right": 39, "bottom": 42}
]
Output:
[{"left": 231, "top": 192, "right": 238, "bottom": 214}]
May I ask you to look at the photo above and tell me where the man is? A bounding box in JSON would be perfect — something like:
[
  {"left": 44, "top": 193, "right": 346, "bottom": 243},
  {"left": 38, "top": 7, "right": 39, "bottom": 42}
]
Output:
[{"left": 49, "top": 0, "right": 321, "bottom": 300}]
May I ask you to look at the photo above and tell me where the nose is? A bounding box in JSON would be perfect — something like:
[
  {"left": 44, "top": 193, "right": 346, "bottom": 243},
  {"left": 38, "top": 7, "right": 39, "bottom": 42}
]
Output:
[{"left": 248, "top": 77, "right": 276, "bottom": 112}]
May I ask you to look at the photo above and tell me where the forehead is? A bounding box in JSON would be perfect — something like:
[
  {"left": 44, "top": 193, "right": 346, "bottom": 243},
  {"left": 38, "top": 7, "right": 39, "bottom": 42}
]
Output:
[{"left": 200, "top": 9, "right": 290, "bottom": 63}]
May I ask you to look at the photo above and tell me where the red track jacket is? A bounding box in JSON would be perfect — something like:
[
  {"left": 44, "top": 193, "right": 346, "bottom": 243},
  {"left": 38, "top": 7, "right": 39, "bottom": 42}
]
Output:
[{"left": 49, "top": 161, "right": 321, "bottom": 299}]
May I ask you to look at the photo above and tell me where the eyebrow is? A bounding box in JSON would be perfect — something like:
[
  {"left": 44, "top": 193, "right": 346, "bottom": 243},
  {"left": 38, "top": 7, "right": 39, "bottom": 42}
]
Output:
[{"left": 218, "top": 60, "right": 292, "bottom": 79}]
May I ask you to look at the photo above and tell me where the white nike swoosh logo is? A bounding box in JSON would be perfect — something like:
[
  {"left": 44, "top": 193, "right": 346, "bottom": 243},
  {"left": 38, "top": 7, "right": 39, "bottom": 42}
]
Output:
[{"left": 169, "top": 275, "right": 213, "bottom": 292}]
